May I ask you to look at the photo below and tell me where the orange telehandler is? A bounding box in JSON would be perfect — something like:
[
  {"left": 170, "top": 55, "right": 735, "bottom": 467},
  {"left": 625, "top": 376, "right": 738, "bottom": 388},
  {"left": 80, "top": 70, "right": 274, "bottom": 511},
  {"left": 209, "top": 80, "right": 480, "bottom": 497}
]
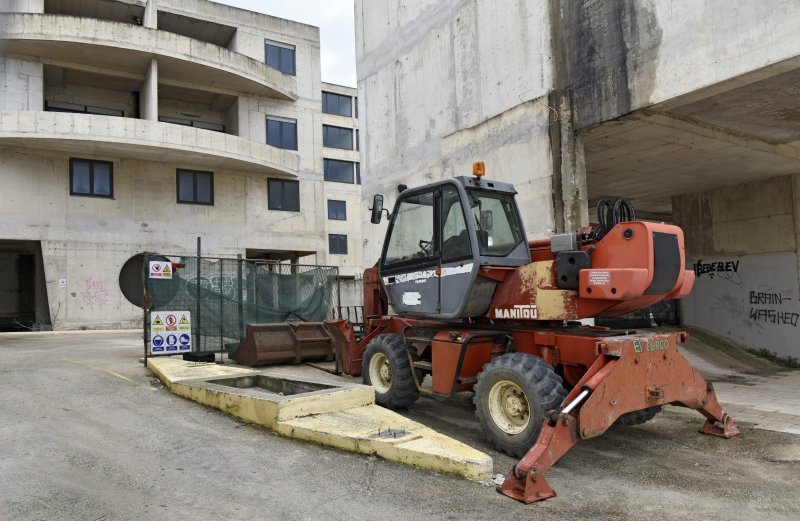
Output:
[{"left": 234, "top": 163, "right": 740, "bottom": 503}]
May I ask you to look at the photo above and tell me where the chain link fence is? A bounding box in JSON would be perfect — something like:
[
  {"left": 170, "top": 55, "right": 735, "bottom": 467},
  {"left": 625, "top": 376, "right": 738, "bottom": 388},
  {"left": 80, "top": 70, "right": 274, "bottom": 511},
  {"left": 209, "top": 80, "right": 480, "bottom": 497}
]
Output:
[{"left": 144, "top": 254, "right": 340, "bottom": 356}]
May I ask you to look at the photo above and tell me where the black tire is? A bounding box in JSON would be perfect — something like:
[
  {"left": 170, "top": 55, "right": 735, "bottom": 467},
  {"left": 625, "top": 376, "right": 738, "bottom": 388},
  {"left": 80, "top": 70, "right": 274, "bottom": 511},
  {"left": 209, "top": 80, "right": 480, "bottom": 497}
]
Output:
[
  {"left": 474, "top": 353, "right": 567, "bottom": 458},
  {"left": 615, "top": 406, "right": 662, "bottom": 426},
  {"left": 362, "top": 334, "right": 420, "bottom": 409}
]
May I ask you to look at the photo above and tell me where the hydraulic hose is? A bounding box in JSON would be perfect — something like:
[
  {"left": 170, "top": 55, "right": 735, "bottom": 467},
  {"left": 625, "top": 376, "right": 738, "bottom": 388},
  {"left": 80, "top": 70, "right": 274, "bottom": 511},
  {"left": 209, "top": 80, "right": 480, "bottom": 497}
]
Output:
[{"left": 594, "top": 198, "right": 635, "bottom": 240}]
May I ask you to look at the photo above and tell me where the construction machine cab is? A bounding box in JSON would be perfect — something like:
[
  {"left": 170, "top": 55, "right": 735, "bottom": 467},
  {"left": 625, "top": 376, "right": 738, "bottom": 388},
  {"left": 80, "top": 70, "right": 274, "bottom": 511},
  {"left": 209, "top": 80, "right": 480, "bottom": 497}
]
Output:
[{"left": 373, "top": 173, "right": 530, "bottom": 319}]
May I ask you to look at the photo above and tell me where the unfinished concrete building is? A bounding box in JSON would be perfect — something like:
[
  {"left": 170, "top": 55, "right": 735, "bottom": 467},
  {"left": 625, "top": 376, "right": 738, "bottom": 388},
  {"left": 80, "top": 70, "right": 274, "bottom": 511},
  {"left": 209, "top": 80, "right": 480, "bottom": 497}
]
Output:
[
  {"left": 0, "top": 0, "right": 362, "bottom": 330},
  {"left": 355, "top": 0, "right": 800, "bottom": 360}
]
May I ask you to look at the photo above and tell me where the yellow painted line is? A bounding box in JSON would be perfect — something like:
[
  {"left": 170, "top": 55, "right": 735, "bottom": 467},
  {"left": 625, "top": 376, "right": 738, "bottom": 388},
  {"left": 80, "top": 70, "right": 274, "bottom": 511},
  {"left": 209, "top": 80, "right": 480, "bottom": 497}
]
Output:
[{"left": 63, "top": 359, "right": 137, "bottom": 384}]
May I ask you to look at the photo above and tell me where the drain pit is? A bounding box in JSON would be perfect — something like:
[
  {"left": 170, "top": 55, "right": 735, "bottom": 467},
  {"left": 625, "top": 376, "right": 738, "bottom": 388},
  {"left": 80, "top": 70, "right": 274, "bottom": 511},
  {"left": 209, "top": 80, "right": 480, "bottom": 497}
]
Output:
[{"left": 207, "top": 375, "right": 337, "bottom": 396}]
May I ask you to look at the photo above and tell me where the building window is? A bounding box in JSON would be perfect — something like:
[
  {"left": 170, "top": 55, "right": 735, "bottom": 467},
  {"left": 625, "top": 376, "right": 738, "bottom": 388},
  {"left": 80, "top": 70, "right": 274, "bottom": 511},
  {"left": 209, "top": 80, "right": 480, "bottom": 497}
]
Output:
[
  {"left": 267, "top": 117, "right": 298, "bottom": 150},
  {"left": 70, "top": 158, "right": 113, "bottom": 198},
  {"left": 47, "top": 100, "right": 123, "bottom": 117},
  {"left": 323, "top": 125, "right": 353, "bottom": 150},
  {"left": 177, "top": 169, "right": 213, "bottom": 205},
  {"left": 265, "top": 40, "right": 296, "bottom": 75},
  {"left": 322, "top": 91, "right": 352, "bottom": 117},
  {"left": 329, "top": 234, "right": 348, "bottom": 254},
  {"left": 324, "top": 158, "right": 359, "bottom": 184},
  {"left": 268, "top": 178, "right": 300, "bottom": 212},
  {"left": 354, "top": 97, "right": 358, "bottom": 119},
  {"left": 355, "top": 129, "right": 359, "bottom": 151},
  {"left": 159, "top": 116, "right": 225, "bottom": 133},
  {"left": 327, "top": 200, "right": 347, "bottom": 220}
]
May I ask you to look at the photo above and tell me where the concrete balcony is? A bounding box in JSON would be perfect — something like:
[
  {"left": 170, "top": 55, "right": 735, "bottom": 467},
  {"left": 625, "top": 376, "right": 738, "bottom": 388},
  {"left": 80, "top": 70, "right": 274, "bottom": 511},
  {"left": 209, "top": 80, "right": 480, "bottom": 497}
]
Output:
[
  {"left": 0, "top": 13, "right": 296, "bottom": 100},
  {"left": 0, "top": 111, "right": 299, "bottom": 176}
]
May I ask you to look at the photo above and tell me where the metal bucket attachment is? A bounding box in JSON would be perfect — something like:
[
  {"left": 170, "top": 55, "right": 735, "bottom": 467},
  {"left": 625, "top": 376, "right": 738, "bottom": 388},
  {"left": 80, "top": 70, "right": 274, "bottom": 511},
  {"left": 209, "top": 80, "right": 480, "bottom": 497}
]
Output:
[{"left": 231, "top": 323, "right": 335, "bottom": 367}]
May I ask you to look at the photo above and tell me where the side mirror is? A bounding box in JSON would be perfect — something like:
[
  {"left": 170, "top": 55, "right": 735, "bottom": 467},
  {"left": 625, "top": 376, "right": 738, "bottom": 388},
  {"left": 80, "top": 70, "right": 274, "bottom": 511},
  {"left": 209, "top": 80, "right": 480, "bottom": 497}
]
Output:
[
  {"left": 480, "top": 210, "right": 493, "bottom": 232},
  {"left": 370, "top": 194, "right": 385, "bottom": 224}
]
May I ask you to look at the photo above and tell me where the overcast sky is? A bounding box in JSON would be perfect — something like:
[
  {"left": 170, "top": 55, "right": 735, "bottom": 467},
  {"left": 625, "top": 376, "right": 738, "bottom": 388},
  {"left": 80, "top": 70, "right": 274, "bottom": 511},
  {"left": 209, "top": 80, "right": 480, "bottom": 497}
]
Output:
[{"left": 215, "top": 0, "right": 357, "bottom": 87}]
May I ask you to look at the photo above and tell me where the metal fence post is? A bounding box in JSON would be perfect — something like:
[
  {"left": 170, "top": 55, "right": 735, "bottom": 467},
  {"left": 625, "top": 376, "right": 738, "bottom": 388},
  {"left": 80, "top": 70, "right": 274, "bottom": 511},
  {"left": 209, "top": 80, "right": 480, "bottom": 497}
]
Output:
[
  {"left": 196, "top": 237, "right": 201, "bottom": 354},
  {"left": 142, "top": 254, "right": 149, "bottom": 365},
  {"left": 237, "top": 254, "right": 244, "bottom": 342},
  {"left": 336, "top": 269, "right": 342, "bottom": 320},
  {"left": 219, "top": 259, "right": 224, "bottom": 361}
]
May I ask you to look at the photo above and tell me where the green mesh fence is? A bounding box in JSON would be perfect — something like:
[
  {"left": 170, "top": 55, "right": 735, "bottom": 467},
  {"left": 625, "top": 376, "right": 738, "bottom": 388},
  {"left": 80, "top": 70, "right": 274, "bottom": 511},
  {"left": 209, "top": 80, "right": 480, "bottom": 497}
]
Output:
[{"left": 144, "top": 255, "right": 339, "bottom": 355}]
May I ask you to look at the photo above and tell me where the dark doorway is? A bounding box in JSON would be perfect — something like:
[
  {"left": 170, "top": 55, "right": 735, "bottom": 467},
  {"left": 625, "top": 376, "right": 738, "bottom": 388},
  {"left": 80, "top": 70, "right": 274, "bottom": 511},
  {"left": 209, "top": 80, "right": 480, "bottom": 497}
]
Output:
[{"left": 0, "top": 240, "right": 51, "bottom": 331}]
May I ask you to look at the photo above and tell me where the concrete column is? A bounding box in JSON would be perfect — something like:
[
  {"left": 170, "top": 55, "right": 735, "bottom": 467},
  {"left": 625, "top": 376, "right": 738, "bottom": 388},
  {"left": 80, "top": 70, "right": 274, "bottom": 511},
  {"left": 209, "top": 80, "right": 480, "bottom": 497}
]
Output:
[
  {"left": 140, "top": 58, "right": 158, "bottom": 121},
  {"left": 143, "top": 0, "right": 158, "bottom": 29},
  {"left": 549, "top": 91, "right": 589, "bottom": 232}
]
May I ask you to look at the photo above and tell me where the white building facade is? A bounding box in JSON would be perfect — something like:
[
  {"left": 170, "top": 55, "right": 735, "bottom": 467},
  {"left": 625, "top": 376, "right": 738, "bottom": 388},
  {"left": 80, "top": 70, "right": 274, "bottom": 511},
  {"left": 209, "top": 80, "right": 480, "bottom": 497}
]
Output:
[{"left": 0, "top": 0, "right": 361, "bottom": 330}]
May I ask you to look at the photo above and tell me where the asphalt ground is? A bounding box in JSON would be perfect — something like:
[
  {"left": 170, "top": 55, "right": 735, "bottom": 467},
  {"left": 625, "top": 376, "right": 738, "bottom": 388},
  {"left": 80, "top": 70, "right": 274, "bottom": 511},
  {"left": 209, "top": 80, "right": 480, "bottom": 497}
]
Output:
[{"left": 1, "top": 331, "right": 798, "bottom": 521}]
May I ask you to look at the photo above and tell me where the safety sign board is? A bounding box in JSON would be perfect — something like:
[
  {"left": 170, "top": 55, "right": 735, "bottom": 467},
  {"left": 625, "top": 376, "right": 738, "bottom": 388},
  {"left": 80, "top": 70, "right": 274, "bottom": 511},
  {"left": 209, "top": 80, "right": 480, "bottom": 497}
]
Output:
[
  {"left": 149, "top": 310, "right": 191, "bottom": 355},
  {"left": 149, "top": 261, "right": 173, "bottom": 279}
]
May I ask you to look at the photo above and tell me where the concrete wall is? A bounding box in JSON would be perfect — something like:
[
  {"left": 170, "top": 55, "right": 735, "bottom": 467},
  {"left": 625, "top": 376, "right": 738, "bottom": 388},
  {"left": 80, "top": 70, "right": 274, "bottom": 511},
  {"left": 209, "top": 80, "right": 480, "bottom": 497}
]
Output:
[
  {"left": 674, "top": 176, "right": 800, "bottom": 358},
  {"left": 0, "top": 0, "right": 43, "bottom": 13},
  {"left": 564, "top": 0, "right": 800, "bottom": 129},
  {"left": 356, "top": 0, "right": 565, "bottom": 263},
  {"left": 0, "top": 55, "right": 43, "bottom": 111}
]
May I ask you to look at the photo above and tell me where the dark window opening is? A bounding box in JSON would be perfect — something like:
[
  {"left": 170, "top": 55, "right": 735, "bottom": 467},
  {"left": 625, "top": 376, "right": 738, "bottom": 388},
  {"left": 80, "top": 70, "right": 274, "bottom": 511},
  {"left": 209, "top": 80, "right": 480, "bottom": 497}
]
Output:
[
  {"left": 268, "top": 178, "right": 300, "bottom": 212},
  {"left": 177, "top": 169, "right": 214, "bottom": 205},
  {"left": 70, "top": 158, "right": 113, "bottom": 198},
  {"left": 265, "top": 41, "right": 296, "bottom": 75},
  {"left": 159, "top": 116, "right": 225, "bottom": 133},
  {"left": 329, "top": 234, "right": 348, "bottom": 254},
  {"left": 47, "top": 100, "right": 123, "bottom": 117},
  {"left": 322, "top": 91, "right": 352, "bottom": 117},
  {"left": 323, "top": 125, "right": 354, "bottom": 150},
  {"left": 327, "top": 200, "right": 347, "bottom": 220},
  {"left": 267, "top": 117, "right": 298, "bottom": 150},
  {"left": 324, "top": 158, "right": 359, "bottom": 184}
]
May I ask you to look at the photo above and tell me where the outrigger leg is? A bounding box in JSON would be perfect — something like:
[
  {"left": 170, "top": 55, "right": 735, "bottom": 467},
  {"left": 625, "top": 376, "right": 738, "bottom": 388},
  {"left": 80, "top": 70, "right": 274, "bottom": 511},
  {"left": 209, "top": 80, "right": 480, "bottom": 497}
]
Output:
[{"left": 499, "top": 333, "right": 741, "bottom": 504}]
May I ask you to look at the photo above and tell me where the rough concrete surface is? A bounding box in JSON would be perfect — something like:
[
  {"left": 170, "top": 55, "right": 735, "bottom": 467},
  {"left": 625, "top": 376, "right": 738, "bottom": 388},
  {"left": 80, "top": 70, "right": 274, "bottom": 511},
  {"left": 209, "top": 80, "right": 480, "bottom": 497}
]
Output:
[{"left": 1, "top": 330, "right": 799, "bottom": 521}]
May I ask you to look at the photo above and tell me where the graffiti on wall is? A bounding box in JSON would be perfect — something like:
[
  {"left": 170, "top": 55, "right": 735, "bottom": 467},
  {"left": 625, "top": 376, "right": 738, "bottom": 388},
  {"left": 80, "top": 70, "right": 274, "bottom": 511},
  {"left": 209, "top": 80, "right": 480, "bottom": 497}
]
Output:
[
  {"left": 683, "top": 253, "right": 800, "bottom": 358},
  {"left": 81, "top": 277, "right": 109, "bottom": 309},
  {"left": 748, "top": 291, "right": 798, "bottom": 327},
  {"left": 692, "top": 259, "right": 741, "bottom": 284}
]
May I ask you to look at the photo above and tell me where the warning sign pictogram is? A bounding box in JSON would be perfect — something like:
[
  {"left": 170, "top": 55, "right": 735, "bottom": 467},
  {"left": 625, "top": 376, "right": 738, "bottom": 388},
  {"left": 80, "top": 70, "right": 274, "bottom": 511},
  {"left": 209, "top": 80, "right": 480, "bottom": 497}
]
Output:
[
  {"left": 149, "top": 311, "right": 191, "bottom": 356},
  {"left": 163, "top": 264, "right": 172, "bottom": 276}
]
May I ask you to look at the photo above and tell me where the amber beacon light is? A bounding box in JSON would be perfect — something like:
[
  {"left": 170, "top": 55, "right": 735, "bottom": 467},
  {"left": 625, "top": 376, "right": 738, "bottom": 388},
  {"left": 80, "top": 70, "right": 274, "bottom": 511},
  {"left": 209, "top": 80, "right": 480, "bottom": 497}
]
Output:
[{"left": 473, "top": 161, "right": 485, "bottom": 177}]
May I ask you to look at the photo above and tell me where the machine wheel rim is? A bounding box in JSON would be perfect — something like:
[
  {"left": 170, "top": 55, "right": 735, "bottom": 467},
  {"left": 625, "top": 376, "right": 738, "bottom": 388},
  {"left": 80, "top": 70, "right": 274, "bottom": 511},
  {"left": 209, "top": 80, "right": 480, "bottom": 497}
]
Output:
[
  {"left": 487, "top": 379, "right": 530, "bottom": 435},
  {"left": 369, "top": 352, "right": 392, "bottom": 393}
]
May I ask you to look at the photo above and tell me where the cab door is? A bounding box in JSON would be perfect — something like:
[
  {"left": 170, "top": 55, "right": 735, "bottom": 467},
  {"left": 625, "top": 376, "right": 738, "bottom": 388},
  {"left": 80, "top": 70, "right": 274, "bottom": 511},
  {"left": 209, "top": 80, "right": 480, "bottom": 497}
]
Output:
[
  {"left": 439, "top": 184, "right": 480, "bottom": 317},
  {"left": 379, "top": 188, "right": 440, "bottom": 317}
]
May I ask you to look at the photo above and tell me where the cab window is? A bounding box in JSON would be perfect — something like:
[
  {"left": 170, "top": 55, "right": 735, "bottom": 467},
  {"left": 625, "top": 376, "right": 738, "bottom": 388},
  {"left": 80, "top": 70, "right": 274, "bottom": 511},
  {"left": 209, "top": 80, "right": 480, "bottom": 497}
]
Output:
[
  {"left": 441, "top": 185, "right": 472, "bottom": 262},
  {"left": 384, "top": 191, "right": 436, "bottom": 265},
  {"left": 467, "top": 190, "right": 524, "bottom": 256}
]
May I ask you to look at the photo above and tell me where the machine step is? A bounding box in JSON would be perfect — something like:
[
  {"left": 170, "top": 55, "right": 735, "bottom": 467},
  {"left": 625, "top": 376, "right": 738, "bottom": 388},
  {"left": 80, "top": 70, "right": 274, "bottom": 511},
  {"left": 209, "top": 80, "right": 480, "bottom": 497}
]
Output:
[{"left": 412, "top": 361, "right": 433, "bottom": 371}]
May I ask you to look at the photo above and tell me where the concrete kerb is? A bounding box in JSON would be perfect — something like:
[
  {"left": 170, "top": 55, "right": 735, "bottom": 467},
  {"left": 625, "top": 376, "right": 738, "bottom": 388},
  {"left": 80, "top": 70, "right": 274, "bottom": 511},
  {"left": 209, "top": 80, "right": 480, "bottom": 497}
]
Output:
[{"left": 147, "top": 357, "right": 493, "bottom": 481}]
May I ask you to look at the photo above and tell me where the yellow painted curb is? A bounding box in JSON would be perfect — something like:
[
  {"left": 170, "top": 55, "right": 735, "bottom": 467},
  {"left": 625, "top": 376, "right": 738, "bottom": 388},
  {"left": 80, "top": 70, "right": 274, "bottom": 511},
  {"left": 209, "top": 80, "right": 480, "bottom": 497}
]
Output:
[{"left": 148, "top": 358, "right": 493, "bottom": 481}]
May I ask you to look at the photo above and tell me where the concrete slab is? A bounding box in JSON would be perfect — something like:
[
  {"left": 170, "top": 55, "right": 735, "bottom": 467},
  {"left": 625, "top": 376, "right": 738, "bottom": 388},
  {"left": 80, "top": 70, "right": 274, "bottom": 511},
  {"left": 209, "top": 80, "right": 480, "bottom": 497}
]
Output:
[{"left": 147, "top": 357, "right": 492, "bottom": 481}]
